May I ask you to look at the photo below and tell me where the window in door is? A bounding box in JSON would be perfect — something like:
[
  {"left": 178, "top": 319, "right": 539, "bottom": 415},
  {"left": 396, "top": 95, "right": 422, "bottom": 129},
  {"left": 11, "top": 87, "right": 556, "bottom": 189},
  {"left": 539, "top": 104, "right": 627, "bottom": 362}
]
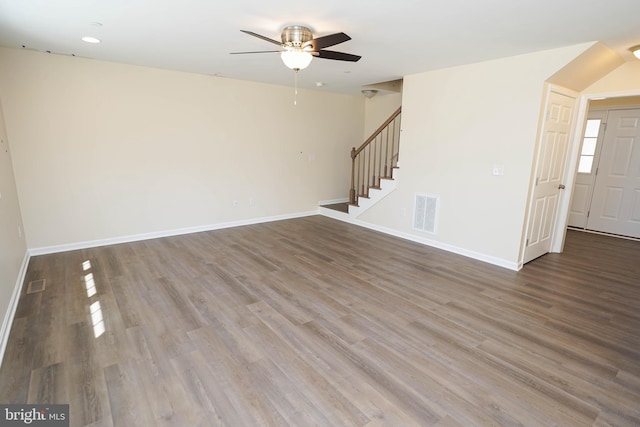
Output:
[{"left": 577, "top": 119, "right": 601, "bottom": 173}]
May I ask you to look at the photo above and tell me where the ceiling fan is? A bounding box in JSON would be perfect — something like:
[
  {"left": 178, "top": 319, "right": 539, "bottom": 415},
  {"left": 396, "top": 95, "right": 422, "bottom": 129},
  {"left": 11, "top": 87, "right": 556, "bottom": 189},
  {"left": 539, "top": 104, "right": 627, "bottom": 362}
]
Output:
[{"left": 231, "top": 25, "right": 361, "bottom": 71}]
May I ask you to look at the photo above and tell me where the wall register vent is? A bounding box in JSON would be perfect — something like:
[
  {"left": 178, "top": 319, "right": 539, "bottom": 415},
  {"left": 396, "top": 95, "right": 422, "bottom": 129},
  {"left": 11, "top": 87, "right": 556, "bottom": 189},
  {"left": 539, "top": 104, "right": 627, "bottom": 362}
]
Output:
[
  {"left": 27, "top": 279, "right": 46, "bottom": 294},
  {"left": 413, "top": 193, "right": 439, "bottom": 234}
]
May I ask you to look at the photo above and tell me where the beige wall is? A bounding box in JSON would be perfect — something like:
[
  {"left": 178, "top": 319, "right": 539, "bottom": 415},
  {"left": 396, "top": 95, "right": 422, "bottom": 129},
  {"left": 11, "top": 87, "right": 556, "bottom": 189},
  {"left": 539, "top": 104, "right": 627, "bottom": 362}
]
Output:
[
  {"left": 590, "top": 96, "right": 640, "bottom": 108},
  {"left": 546, "top": 42, "right": 624, "bottom": 92},
  {"left": 357, "top": 44, "right": 592, "bottom": 268},
  {"left": 2, "top": 42, "right": 633, "bottom": 264},
  {"left": 0, "top": 96, "right": 27, "bottom": 354},
  {"left": 0, "top": 47, "right": 364, "bottom": 250},
  {"left": 362, "top": 93, "right": 402, "bottom": 141},
  {"left": 583, "top": 61, "right": 640, "bottom": 94}
]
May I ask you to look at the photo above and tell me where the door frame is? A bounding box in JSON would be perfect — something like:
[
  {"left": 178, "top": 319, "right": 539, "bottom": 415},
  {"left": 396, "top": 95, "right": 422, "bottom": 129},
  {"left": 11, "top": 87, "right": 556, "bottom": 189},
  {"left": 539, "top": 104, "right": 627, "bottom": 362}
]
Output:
[{"left": 549, "top": 88, "right": 640, "bottom": 256}]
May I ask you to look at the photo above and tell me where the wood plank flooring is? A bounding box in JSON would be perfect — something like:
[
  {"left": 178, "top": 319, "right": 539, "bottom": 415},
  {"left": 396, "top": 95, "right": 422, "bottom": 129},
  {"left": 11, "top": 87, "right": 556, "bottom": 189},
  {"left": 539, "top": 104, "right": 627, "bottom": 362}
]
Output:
[{"left": 1, "top": 216, "right": 639, "bottom": 426}]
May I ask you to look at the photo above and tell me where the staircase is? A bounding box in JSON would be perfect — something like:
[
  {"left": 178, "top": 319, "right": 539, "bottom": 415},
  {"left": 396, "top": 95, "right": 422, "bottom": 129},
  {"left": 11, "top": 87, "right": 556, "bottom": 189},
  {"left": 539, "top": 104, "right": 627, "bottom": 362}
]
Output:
[{"left": 348, "top": 107, "right": 402, "bottom": 217}]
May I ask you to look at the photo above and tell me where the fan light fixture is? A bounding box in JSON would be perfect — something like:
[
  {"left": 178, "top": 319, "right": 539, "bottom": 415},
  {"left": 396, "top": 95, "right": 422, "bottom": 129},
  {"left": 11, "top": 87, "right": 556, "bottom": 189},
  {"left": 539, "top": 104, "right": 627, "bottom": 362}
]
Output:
[
  {"left": 232, "top": 25, "right": 361, "bottom": 74},
  {"left": 631, "top": 45, "right": 640, "bottom": 59},
  {"left": 281, "top": 49, "right": 313, "bottom": 70},
  {"left": 232, "top": 25, "right": 361, "bottom": 105}
]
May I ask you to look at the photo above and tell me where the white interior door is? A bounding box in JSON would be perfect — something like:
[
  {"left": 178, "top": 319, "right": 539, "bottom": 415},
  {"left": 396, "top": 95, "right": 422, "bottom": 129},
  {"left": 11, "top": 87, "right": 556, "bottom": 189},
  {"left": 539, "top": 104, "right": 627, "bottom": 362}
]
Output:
[
  {"left": 567, "top": 111, "right": 607, "bottom": 228},
  {"left": 586, "top": 108, "right": 640, "bottom": 238},
  {"left": 523, "top": 89, "right": 576, "bottom": 263}
]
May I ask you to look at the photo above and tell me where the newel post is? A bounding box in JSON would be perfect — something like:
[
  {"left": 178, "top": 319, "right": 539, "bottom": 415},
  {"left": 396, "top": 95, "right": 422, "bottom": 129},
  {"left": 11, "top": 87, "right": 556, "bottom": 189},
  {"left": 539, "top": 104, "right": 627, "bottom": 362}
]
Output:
[{"left": 349, "top": 147, "right": 357, "bottom": 205}]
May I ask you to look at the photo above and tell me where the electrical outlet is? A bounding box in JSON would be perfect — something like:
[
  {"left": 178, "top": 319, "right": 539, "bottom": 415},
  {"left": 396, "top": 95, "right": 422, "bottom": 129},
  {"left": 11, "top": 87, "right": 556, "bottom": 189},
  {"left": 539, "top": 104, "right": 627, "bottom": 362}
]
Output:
[
  {"left": 232, "top": 200, "right": 239, "bottom": 207},
  {"left": 18, "top": 226, "right": 22, "bottom": 238},
  {"left": 249, "top": 198, "right": 255, "bottom": 206}
]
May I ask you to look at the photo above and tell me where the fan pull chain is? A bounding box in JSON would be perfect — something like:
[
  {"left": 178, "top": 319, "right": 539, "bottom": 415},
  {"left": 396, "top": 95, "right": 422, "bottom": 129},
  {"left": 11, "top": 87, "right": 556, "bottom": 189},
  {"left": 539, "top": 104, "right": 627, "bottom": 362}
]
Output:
[{"left": 293, "top": 69, "right": 299, "bottom": 106}]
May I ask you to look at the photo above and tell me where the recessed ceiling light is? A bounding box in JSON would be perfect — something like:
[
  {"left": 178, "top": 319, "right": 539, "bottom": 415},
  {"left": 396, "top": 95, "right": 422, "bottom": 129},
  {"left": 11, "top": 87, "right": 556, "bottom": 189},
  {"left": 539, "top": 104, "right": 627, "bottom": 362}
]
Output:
[{"left": 81, "top": 36, "right": 101, "bottom": 44}]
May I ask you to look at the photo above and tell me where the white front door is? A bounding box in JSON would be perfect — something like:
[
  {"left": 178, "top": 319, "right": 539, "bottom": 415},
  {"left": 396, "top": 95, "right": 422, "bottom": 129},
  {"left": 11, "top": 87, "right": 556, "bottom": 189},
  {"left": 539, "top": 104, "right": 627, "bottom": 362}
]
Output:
[
  {"left": 567, "top": 111, "right": 607, "bottom": 228},
  {"left": 586, "top": 108, "right": 640, "bottom": 238},
  {"left": 523, "top": 89, "right": 576, "bottom": 263}
]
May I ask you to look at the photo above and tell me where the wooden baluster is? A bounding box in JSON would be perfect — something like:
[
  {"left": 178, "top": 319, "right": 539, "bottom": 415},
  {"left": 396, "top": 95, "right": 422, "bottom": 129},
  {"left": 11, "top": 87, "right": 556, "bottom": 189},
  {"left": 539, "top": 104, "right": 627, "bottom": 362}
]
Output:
[
  {"left": 377, "top": 136, "right": 381, "bottom": 186},
  {"left": 390, "top": 117, "right": 397, "bottom": 169},
  {"left": 397, "top": 115, "right": 401, "bottom": 163},
  {"left": 359, "top": 151, "right": 362, "bottom": 201},
  {"left": 360, "top": 150, "right": 366, "bottom": 197},
  {"left": 372, "top": 135, "right": 378, "bottom": 188},
  {"left": 384, "top": 127, "right": 389, "bottom": 178}
]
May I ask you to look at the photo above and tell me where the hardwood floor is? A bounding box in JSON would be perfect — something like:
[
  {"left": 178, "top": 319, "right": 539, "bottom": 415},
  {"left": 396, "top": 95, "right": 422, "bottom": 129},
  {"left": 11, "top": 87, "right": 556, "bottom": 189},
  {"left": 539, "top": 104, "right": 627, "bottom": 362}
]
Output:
[{"left": 1, "top": 216, "right": 639, "bottom": 426}]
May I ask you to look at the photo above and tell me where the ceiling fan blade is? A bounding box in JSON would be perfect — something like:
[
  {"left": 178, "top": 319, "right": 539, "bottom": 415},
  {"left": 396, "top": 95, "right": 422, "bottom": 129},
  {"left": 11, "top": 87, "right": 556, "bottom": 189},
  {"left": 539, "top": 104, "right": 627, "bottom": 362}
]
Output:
[
  {"left": 230, "top": 50, "right": 282, "bottom": 55},
  {"left": 308, "top": 32, "right": 351, "bottom": 50},
  {"left": 316, "top": 50, "right": 361, "bottom": 62},
  {"left": 240, "top": 30, "right": 282, "bottom": 46}
]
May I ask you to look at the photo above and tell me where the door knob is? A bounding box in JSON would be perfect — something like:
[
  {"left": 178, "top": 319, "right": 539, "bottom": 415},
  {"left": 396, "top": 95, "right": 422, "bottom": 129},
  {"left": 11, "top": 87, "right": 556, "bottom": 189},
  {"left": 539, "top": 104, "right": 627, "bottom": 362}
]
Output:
[{"left": 558, "top": 184, "right": 566, "bottom": 190}]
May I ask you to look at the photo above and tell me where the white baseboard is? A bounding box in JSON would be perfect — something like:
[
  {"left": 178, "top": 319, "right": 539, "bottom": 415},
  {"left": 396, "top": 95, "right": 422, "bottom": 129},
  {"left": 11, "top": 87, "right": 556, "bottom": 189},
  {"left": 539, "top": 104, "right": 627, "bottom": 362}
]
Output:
[
  {"left": 0, "top": 250, "right": 30, "bottom": 368},
  {"left": 29, "top": 210, "right": 319, "bottom": 256},
  {"left": 320, "top": 211, "right": 519, "bottom": 271}
]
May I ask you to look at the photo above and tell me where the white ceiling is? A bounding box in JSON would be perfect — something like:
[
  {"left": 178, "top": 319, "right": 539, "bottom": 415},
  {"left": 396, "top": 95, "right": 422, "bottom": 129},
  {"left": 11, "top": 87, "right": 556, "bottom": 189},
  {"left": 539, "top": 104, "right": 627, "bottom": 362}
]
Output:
[{"left": 1, "top": 0, "right": 640, "bottom": 95}]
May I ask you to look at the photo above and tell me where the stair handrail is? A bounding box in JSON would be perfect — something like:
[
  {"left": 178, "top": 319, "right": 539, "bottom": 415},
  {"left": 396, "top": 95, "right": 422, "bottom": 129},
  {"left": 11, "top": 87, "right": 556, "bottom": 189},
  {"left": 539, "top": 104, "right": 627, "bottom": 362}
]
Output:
[
  {"left": 350, "top": 107, "right": 402, "bottom": 205},
  {"left": 352, "top": 107, "right": 402, "bottom": 158}
]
